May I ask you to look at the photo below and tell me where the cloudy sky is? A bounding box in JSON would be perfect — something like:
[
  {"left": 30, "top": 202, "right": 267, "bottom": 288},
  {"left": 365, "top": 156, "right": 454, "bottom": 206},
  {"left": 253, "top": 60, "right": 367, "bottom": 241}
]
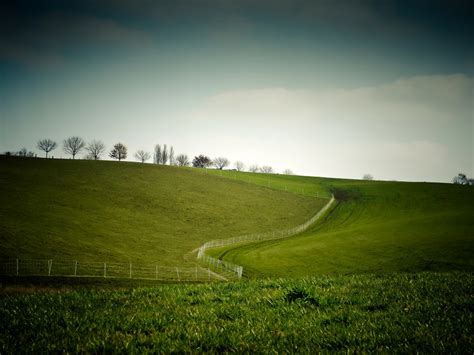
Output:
[{"left": 1, "top": 0, "right": 472, "bottom": 182}]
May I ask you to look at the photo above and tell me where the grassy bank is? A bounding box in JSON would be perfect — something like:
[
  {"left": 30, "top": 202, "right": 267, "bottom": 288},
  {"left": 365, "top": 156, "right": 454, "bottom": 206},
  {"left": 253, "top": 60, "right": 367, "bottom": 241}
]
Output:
[
  {"left": 213, "top": 179, "right": 474, "bottom": 277},
  {"left": 0, "top": 156, "right": 323, "bottom": 267}
]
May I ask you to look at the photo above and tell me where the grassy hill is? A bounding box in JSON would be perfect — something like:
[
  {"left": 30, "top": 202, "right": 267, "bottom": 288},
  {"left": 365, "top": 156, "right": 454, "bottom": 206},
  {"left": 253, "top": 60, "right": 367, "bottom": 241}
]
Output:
[
  {"left": 211, "top": 177, "right": 474, "bottom": 277},
  {"left": 0, "top": 156, "right": 324, "bottom": 267}
]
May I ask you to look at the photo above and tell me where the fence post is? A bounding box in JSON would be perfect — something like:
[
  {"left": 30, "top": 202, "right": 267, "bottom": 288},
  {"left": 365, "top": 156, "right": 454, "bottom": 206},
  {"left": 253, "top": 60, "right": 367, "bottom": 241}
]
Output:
[
  {"left": 208, "top": 268, "right": 211, "bottom": 281},
  {"left": 104, "top": 262, "right": 106, "bottom": 278},
  {"left": 16, "top": 258, "right": 19, "bottom": 276},
  {"left": 74, "top": 261, "right": 78, "bottom": 276},
  {"left": 176, "top": 267, "right": 180, "bottom": 281},
  {"left": 195, "top": 267, "right": 198, "bottom": 280},
  {"left": 155, "top": 265, "right": 158, "bottom": 280},
  {"left": 129, "top": 263, "right": 132, "bottom": 279},
  {"left": 48, "top": 259, "right": 52, "bottom": 276}
]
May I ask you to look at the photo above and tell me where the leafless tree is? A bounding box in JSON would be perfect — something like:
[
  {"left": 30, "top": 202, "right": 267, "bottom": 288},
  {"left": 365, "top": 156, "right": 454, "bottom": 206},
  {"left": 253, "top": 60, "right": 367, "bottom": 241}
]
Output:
[
  {"left": 234, "top": 161, "right": 245, "bottom": 171},
  {"left": 37, "top": 138, "right": 57, "bottom": 158},
  {"left": 162, "top": 144, "right": 169, "bottom": 165},
  {"left": 176, "top": 154, "right": 190, "bottom": 166},
  {"left": 249, "top": 164, "right": 259, "bottom": 173},
  {"left": 192, "top": 155, "right": 212, "bottom": 168},
  {"left": 283, "top": 169, "right": 293, "bottom": 175},
  {"left": 363, "top": 174, "right": 374, "bottom": 180},
  {"left": 109, "top": 143, "right": 127, "bottom": 161},
  {"left": 260, "top": 166, "right": 274, "bottom": 174},
  {"left": 154, "top": 144, "right": 162, "bottom": 164},
  {"left": 85, "top": 140, "right": 106, "bottom": 160},
  {"left": 169, "top": 146, "right": 175, "bottom": 165},
  {"left": 135, "top": 150, "right": 151, "bottom": 163},
  {"left": 453, "top": 173, "right": 468, "bottom": 185},
  {"left": 213, "top": 157, "right": 230, "bottom": 170},
  {"left": 63, "top": 136, "right": 85, "bottom": 159}
]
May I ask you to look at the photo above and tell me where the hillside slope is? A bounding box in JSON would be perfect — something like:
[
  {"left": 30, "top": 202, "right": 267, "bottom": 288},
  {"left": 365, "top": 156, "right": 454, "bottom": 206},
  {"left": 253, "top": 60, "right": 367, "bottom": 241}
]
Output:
[
  {"left": 0, "top": 157, "right": 324, "bottom": 267},
  {"left": 214, "top": 178, "right": 474, "bottom": 276}
]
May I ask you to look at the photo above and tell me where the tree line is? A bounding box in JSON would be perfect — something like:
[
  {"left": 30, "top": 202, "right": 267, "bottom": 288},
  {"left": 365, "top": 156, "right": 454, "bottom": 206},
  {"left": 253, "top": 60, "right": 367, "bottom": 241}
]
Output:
[{"left": 3, "top": 137, "right": 293, "bottom": 174}]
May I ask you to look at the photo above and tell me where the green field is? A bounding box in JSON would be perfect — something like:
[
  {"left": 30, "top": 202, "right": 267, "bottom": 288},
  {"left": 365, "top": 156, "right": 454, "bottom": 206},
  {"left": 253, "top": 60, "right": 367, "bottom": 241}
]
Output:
[
  {"left": 0, "top": 156, "right": 322, "bottom": 268},
  {"left": 1, "top": 273, "right": 472, "bottom": 352},
  {"left": 1, "top": 156, "right": 473, "bottom": 352},
  {"left": 210, "top": 177, "right": 474, "bottom": 277}
]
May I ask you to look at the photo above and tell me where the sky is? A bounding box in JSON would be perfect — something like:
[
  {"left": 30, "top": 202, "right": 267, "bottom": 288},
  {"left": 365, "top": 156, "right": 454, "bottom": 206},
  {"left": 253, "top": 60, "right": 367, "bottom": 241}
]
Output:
[{"left": 1, "top": 0, "right": 473, "bottom": 182}]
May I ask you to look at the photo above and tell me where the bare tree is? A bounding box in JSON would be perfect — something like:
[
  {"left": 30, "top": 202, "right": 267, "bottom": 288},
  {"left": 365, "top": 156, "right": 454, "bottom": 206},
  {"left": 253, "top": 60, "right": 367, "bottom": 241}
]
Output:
[
  {"left": 176, "top": 154, "right": 190, "bottom": 166},
  {"left": 213, "top": 157, "right": 230, "bottom": 170},
  {"left": 135, "top": 150, "right": 151, "bottom": 163},
  {"left": 363, "top": 174, "right": 374, "bottom": 180},
  {"left": 169, "top": 146, "right": 175, "bottom": 165},
  {"left": 86, "top": 140, "right": 106, "bottom": 160},
  {"left": 63, "top": 136, "right": 85, "bottom": 159},
  {"left": 109, "top": 143, "right": 127, "bottom": 161},
  {"left": 154, "top": 144, "right": 162, "bottom": 164},
  {"left": 260, "top": 166, "right": 273, "bottom": 174},
  {"left": 249, "top": 165, "right": 259, "bottom": 173},
  {"left": 37, "top": 138, "right": 57, "bottom": 158},
  {"left": 234, "top": 161, "right": 245, "bottom": 171},
  {"left": 162, "top": 144, "right": 169, "bottom": 165},
  {"left": 283, "top": 169, "right": 293, "bottom": 175},
  {"left": 192, "top": 155, "right": 212, "bottom": 168},
  {"left": 453, "top": 173, "right": 468, "bottom": 185}
]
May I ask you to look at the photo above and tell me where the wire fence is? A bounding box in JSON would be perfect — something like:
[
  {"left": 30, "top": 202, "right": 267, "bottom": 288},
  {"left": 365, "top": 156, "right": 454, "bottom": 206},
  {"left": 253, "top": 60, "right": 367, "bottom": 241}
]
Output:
[
  {"left": 0, "top": 259, "right": 227, "bottom": 282},
  {"left": 197, "top": 195, "right": 336, "bottom": 278}
]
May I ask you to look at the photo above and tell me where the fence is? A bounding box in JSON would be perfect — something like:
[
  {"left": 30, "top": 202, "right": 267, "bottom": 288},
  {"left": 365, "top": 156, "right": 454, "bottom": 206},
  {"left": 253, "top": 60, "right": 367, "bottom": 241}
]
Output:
[
  {"left": 197, "top": 195, "right": 336, "bottom": 278},
  {"left": 0, "top": 259, "right": 225, "bottom": 282}
]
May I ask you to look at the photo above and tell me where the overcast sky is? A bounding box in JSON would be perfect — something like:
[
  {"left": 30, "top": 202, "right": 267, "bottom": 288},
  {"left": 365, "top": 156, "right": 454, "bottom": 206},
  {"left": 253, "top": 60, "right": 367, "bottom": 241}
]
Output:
[{"left": 1, "top": 0, "right": 472, "bottom": 182}]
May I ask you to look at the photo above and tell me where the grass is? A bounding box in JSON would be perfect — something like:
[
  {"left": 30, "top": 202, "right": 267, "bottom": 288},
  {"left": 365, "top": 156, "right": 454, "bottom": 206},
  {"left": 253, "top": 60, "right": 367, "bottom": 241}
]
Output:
[
  {"left": 1, "top": 272, "right": 472, "bottom": 352},
  {"left": 212, "top": 178, "right": 474, "bottom": 277},
  {"left": 0, "top": 156, "right": 323, "bottom": 267},
  {"left": 1, "top": 157, "right": 473, "bottom": 352}
]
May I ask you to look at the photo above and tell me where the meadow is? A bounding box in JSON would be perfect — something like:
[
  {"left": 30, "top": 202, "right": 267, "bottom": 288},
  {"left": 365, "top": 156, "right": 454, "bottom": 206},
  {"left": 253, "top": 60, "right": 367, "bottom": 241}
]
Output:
[
  {"left": 1, "top": 156, "right": 473, "bottom": 352},
  {"left": 210, "top": 177, "right": 474, "bottom": 277},
  {"left": 1, "top": 272, "right": 472, "bottom": 352},
  {"left": 0, "top": 156, "right": 322, "bottom": 268}
]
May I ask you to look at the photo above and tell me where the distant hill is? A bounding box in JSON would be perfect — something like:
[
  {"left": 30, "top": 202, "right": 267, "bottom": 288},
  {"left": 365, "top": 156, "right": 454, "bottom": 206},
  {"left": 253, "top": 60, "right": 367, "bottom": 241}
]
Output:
[
  {"left": 0, "top": 156, "right": 324, "bottom": 267},
  {"left": 212, "top": 176, "right": 474, "bottom": 276}
]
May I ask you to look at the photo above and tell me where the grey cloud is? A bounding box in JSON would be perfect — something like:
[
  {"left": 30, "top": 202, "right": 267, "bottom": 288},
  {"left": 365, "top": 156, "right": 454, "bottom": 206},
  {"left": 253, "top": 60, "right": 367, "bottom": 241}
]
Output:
[{"left": 1, "top": 12, "right": 153, "bottom": 68}]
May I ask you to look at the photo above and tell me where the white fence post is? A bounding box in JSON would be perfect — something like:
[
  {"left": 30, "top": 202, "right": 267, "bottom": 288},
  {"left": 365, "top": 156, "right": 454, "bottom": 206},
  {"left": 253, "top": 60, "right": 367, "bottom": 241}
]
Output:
[
  {"left": 129, "top": 263, "right": 132, "bottom": 279},
  {"left": 48, "top": 259, "right": 52, "bottom": 276},
  {"left": 16, "top": 258, "right": 19, "bottom": 276},
  {"left": 74, "top": 261, "right": 78, "bottom": 276},
  {"left": 155, "top": 265, "right": 158, "bottom": 280},
  {"left": 104, "top": 262, "right": 106, "bottom": 278}
]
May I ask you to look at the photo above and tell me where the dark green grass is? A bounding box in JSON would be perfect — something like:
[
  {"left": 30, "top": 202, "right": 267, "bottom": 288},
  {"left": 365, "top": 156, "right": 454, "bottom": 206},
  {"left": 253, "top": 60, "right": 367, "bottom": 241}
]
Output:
[
  {"left": 0, "top": 157, "right": 323, "bottom": 267},
  {"left": 1, "top": 272, "right": 472, "bottom": 352},
  {"left": 215, "top": 179, "right": 474, "bottom": 277}
]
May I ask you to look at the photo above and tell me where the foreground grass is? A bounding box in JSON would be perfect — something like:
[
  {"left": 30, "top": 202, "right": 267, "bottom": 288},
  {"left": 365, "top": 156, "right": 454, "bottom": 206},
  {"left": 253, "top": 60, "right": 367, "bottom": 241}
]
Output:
[
  {"left": 0, "top": 156, "right": 323, "bottom": 267},
  {"left": 216, "top": 179, "right": 474, "bottom": 277},
  {"left": 1, "top": 272, "right": 472, "bottom": 352}
]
